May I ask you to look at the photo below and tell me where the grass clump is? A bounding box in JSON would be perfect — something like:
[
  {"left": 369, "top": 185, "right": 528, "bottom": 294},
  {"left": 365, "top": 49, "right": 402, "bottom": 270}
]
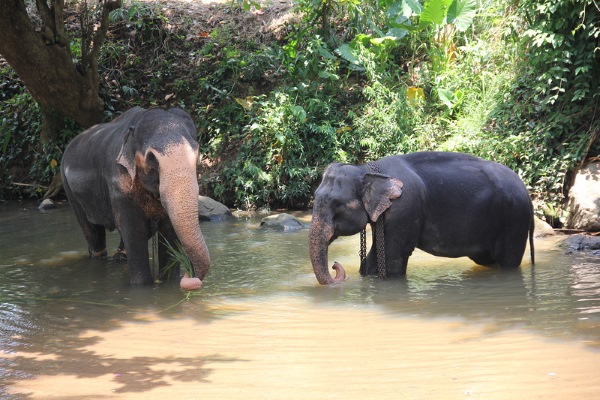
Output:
[{"left": 161, "top": 238, "right": 194, "bottom": 281}]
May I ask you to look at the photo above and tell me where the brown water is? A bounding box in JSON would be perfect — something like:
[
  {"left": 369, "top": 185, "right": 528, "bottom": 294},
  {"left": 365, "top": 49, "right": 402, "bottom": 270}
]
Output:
[{"left": 1, "top": 201, "right": 599, "bottom": 399}]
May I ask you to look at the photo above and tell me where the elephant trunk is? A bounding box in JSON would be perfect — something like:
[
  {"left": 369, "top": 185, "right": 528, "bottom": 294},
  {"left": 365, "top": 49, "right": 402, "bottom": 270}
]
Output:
[
  {"left": 309, "top": 214, "right": 346, "bottom": 285},
  {"left": 158, "top": 149, "right": 210, "bottom": 287}
]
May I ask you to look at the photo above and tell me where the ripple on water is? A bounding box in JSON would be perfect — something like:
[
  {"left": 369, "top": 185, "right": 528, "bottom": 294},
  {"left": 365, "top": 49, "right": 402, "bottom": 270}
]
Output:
[{"left": 1, "top": 205, "right": 600, "bottom": 398}]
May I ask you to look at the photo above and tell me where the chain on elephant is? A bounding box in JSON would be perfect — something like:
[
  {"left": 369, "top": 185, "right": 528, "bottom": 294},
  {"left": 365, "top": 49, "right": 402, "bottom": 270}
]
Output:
[{"left": 360, "top": 161, "right": 387, "bottom": 279}]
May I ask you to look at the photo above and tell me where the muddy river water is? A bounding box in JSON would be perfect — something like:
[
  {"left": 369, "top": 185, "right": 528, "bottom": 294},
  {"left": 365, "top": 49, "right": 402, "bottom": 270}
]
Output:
[{"left": 1, "top": 201, "right": 599, "bottom": 399}]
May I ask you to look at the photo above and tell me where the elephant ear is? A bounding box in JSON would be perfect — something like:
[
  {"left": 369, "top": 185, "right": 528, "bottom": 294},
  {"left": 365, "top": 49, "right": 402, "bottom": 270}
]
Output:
[
  {"left": 116, "top": 126, "right": 137, "bottom": 181},
  {"left": 362, "top": 173, "right": 404, "bottom": 222}
]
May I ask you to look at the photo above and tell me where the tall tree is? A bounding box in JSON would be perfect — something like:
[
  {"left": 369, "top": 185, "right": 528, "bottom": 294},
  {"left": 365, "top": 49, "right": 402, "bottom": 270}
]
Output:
[{"left": 0, "top": 0, "right": 121, "bottom": 142}]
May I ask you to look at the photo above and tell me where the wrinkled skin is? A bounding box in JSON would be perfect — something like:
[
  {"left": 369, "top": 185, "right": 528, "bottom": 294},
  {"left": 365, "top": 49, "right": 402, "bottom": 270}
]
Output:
[
  {"left": 61, "top": 107, "right": 210, "bottom": 289},
  {"left": 309, "top": 152, "right": 535, "bottom": 285}
]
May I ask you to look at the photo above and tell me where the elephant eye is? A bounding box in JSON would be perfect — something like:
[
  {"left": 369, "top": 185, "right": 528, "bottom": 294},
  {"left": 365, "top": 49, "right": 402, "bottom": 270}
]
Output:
[
  {"left": 145, "top": 152, "right": 159, "bottom": 171},
  {"left": 333, "top": 204, "right": 347, "bottom": 220}
]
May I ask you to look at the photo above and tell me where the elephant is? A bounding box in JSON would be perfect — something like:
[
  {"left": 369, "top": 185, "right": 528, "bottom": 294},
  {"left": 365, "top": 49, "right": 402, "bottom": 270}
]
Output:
[
  {"left": 309, "top": 151, "right": 535, "bottom": 285},
  {"left": 61, "top": 106, "right": 210, "bottom": 289}
]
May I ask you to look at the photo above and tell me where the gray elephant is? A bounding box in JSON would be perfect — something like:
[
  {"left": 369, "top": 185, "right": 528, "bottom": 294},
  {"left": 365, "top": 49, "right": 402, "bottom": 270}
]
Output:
[
  {"left": 309, "top": 151, "right": 535, "bottom": 284},
  {"left": 61, "top": 107, "right": 209, "bottom": 289}
]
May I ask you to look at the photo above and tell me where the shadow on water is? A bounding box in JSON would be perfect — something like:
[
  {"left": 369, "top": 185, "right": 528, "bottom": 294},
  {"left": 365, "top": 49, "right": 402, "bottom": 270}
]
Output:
[
  {"left": 1, "top": 201, "right": 599, "bottom": 398},
  {"left": 0, "top": 202, "right": 244, "bottom": 398}
]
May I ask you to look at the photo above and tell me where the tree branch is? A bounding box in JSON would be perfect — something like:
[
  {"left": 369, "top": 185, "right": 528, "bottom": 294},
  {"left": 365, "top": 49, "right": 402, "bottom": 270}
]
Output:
[
  {"left": 52, "top": 0, "right": 68, "bottom": 47},
  {"left": 35, "top": 0, "right": 54, "bottom": 31},
  {"left": 85, "top": 0, "right": 121, "bottom": 88}
]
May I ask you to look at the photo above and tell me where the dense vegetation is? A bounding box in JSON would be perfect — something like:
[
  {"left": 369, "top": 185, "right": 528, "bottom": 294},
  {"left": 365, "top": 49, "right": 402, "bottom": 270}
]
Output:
[{"left": 1, "top": 0, "right": 598, "bottom": 225}]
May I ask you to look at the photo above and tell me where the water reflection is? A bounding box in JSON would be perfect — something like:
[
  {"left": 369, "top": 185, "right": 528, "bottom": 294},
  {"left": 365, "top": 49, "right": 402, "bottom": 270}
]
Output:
[{"left": 1, "top": 201, "right": 600, "bottom": 398}]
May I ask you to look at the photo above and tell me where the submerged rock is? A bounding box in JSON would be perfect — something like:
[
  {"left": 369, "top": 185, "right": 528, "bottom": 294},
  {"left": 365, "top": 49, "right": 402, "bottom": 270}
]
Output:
[
  {"left": 560, "top": 234, "right": 600, "bottom": 254},
  {"left": 198, "top": 195, "right": 232, "bottom": 221},
  {"left": 534, "top": 217, "right": 555, "bottom": 238},
  {"left": 259, "top": 213, "right": 307, "bottom": 231},
  {"left": 38, "top": 199, "right": 56, "bottom": 211},
  {"left": 566, "top": 162, "right": 600, "bottom": 232}
]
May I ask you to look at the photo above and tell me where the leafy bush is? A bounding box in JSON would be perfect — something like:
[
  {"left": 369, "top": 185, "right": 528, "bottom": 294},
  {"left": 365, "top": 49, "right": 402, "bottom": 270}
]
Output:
[
  {"left": 1, "top": 0, "right": 597, "bottom": 219},
  {"left": 0, "top": 79, "right": 77, "bottom": 198},
  {"left": 486, "top": 0, "right": 600, "bottom": 223}
]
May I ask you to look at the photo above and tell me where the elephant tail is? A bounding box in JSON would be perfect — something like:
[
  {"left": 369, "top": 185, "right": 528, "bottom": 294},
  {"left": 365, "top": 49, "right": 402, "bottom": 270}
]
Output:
[{"left": 529, "top": 216, "right": 535, "bottom": 265}]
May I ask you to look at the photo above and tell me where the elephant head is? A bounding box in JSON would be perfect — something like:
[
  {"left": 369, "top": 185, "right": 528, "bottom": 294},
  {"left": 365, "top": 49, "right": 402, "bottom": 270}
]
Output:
[
  {"left": 309, "top": 163, "right": 403, "bottom": 285},
  {"left": 116, "top": 108, "right": 210, "bottom": 285}
]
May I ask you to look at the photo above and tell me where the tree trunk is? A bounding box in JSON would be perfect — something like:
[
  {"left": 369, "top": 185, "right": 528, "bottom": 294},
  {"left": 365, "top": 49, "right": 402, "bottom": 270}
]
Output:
[
  {"left": 0, "top": 0, "right": 120, "bottom": 137},
  {"left": 40, "top": 106, "right": 66, "bottom": 143}
]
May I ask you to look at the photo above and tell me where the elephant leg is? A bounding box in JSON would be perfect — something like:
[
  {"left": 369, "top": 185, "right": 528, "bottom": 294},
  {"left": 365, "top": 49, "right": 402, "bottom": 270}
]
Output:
[
  {"left": 359, "top": 247, "right": 378, "bottom": 276},
  {"left": 71, "top": 202, "right": 107, "bottom": 258},
  {"left": 492, "top": 232, "right": 528, "bottom": 268},
  {"left": 85, "top": 223, "right": 107, "bottom": 259},
  {"left": 384, "top": 223, "right": 415, "bottom": 277},
  {"left": 115, "top": 205, "right": 153, "bottom": 285},
  {"left": 112, "top": 238, "right": 128, "bottom": 262},
  {"left": 360, "top": 247, "right": 409, "bottom": 277},
  {"left": 359, "top": 228, "right": 380, "bottom": 277},
  {"left": 359, "top": 228, "right": 411, "bottom": 278},
  {"left": 386, "top": 256, "right": 409, "bottom": 277},
  {"left": 470, "top": 253, "right": 495, "bottom": 266}
]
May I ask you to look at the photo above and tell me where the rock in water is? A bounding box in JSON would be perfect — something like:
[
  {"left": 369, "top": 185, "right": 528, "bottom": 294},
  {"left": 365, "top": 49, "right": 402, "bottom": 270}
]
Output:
[
  {"left": 259, "top": 213, "right": 307, "bottom": 231},
  {"left": 566, "top": 162, "right": 600, "bottom": 232}
]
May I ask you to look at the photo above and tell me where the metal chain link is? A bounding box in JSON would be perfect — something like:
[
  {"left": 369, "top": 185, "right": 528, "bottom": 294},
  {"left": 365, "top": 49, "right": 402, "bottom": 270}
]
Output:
[
  {"left": 359, "top": 162, "right": 386, "bottom": 279},
  {"left": 360, "top": 229, "right": 367, "bottom": 266},
  {"left": 375, "top": 215, "right": 386, "bottom": 279}
]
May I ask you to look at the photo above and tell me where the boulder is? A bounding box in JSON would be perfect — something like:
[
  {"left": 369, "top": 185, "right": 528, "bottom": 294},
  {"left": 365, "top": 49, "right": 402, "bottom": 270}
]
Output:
[
  {"left": 198, "top": 195, "right": 232, "bottom": 221},
  {"left": 534, "top": 216, "right": 555, "bottom": 238},
  {"left": 560, "top": 234, "right": 600, "bottom": 253},
  {"left": 38, "top": 199, "right": 56, "bottom": 211},
  {"left": 566, "top": 162, "right": 600, "bottom": 232},
  {"left": 259, "top": 213, "right": 307, "bottom": 231}
]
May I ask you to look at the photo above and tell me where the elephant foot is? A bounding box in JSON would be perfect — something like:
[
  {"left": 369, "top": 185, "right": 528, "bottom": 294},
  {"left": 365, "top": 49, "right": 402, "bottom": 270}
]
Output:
[
  {"left": 111, "top": 249, "right": 128, "bottom": 262},
  {"left": 90, "top": 249, "right": 108, "bottom": 259},
  {"left": 359, "top": 259, "right": 378, "bottom": 277},
  {"left": 180, "top": 273, "right": 202, "bottom": 291}
]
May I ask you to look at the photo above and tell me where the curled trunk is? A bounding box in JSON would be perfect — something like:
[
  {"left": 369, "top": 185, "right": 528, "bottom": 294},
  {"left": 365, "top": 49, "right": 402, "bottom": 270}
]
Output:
[{"left": 180, "top": 273, "right": 202, "bottom": 290}]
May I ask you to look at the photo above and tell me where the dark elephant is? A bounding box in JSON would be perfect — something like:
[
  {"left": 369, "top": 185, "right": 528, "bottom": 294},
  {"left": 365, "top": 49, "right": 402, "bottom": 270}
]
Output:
[
  {"left": 61, "top": 107, "right": 209, "bottom": 289},
  {"left": 309, "top": 151, "right": 535, "bottom": 285}
]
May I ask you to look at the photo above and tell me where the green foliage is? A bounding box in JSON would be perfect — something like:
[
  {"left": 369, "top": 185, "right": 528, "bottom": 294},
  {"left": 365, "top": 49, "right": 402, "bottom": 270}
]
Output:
[
  {"left": 2, "top": 0, "right": 597, "bottom": 221},
  {"left": 229, "top": 0, "right": 262, "bottom": 12},
  {"left": 520, "top": 0, "right": 600, "bottom": 106},
  {"left": 491, "top": 0, "right": 600, "bottom": 221},
  {"left": 0, "top": 77, "right": 77, "bottom": 198},
  {"left": 202, "top": 75, "right": 343, "bottom": 209},
  {"left": 427, "top": 0, "right": 599, "bottom": 224}
]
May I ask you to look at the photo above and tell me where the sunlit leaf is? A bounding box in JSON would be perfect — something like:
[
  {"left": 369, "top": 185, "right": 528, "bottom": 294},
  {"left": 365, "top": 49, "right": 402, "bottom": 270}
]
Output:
[
  {"left": 404, "top": 0, "right": 423, "bottom": 15},
  {"left": 437, "top": 88, "right": 455, "bottom": 109},
  {"left": 317, "top": 46, "right": 336, "bottom": 60},
  {"left": 370, "top": 36, "right": 398, "bottom": 46},
  {"left": 407, "top": 86, "right": 425, "bottom": 101},
  {"left": 447, "top": 0, "right": 477, "bottom": 31},
  {"left": 420, "top": 0, "right": 454, "bottom": 26},
  {"left": 336, "top": 43, "right": 360, "bottom": 65},
  {"left": 235, "top": 97, "right": 254, "bottom": 110},
  {"left": 289, "top": 105, "right": 307, "bottom": 122}
]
